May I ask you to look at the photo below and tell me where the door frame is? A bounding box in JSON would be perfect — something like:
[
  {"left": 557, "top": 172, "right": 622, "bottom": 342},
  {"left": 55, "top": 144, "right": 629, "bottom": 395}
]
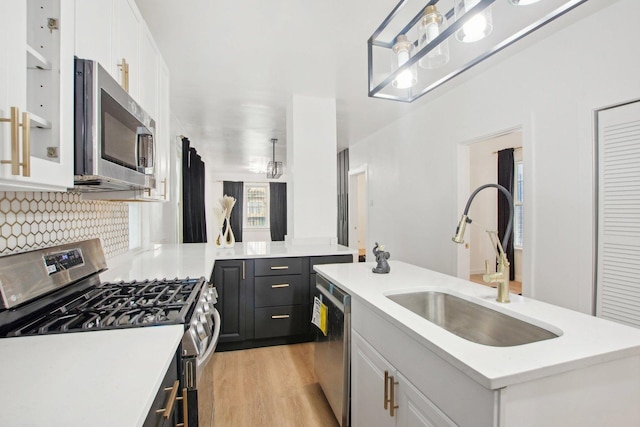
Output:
[{"left": 348, "top": 164, "right": 368, "bottom": 258}]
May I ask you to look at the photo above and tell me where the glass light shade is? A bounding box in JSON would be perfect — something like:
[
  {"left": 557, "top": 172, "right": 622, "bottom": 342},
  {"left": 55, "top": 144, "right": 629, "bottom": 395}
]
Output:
[
  {"left": 418, "top": 5, "right": 449, "bottom": 69},
  {"left": 391, "top": 34, "right": 417, "bottom": 89},
  {"left": 509, "top": 0, "right": 543, "bottom": 4},
  {"left": 266, "top": 161, "right": 283, "bottom": 179},
  {"left": 455, "top": 0, "right": 493, "bottom": 43}
]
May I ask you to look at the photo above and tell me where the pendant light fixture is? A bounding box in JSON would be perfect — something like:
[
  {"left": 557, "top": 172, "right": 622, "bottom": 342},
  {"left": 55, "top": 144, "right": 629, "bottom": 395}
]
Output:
[
  {"left": 367, "top": 0, "right": 589, "bottom": 103},
  {"left": 266, "top": 138, "right": 283, "bottom": 179}
]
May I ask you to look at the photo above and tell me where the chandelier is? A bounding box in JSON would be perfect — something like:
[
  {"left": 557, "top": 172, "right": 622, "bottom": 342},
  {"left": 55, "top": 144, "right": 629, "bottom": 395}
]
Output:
[
  {"left": 266, "top": 138, "right": 283, "bottom": 179},
  {"left": 368, "top": 0, "right": 589, "bottom": 102}
]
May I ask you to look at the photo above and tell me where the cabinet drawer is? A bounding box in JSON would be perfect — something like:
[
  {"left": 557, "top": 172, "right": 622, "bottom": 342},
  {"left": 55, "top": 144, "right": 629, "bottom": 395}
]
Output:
[
  {"left": 255, "top": 257, "right": 303, "bottom": 276},
  {"left": 309, "top": 254, "right": 354, "bottom": 273},
  {"left": 255, "top": 275, "right": 303, "bottom": 308},
  {"left": 254, "top": 306, "right": 304, "bottom": 338}
]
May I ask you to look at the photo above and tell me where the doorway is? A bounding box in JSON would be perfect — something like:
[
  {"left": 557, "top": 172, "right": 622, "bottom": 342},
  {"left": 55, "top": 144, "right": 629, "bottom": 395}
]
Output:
[
  {"left": 348, "top": 165, "right": 368, "bottom": 262},
  {"left": 460, "top": 131, "right": 524, "bottom": 294}
]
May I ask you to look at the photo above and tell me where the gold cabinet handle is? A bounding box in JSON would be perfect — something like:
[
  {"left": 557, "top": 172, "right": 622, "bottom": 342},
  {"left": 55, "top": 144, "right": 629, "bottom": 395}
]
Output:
[
  {"left": 389, "top": 375, "right": 399, "bottom": 417},
  {"left": 271, "top": 283, "right": 289, "bottom": 288},
  {"left": 156, "top": 380, "right": 180, "bottom": 419},
  {"left": 118, "top": 58, "right": 129, "bottom": 92},
  {"left": 384, "top": 370, "right": 389, "bottom": 410},
  {"left": 270, "top": 266, "right": 289, "bottom": 270},
  {"left": 21, "top": 112, "right": 30, "bottom": 177},
  {"left": 1, "top": 107, "right": 30, "bottom": 176},
  {"left": 242, "top": 261, "right": 245, "bottom": 280},
  {"left": 176, "top": 387, "right": 188, "bottom": 427},
  {"left": 271, "top": 314, "right": 290, "bottom": 319},
  {"left": 0, "top": 106, "right": 21, "bottom": 175},
  {"left": 162, "top": 179, "right": 167, "bottom": 200}
]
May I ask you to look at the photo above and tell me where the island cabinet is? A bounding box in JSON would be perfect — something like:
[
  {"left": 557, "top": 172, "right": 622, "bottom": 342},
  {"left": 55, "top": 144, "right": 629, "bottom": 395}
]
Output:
[
  {"left": 352, "top": 331, "right": 456, "bottom": 427},
  {"left": 352, "top": 299, "right": 495, "bottom": 427},
  {"left": 351, "top": 296, "right": 640, "bottom": 427},
  {"left": 214, "top": 254, "right": 353, "bottom": 351}
]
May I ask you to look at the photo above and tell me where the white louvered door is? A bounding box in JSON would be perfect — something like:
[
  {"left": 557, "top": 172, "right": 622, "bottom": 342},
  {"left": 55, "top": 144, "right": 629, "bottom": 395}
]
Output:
[{"left": 596, "top": 100, "right": 640, "bottom": 328}]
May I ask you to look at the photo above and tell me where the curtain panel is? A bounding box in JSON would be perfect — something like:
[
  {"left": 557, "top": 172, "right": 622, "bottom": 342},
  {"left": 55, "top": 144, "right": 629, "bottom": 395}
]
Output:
[
  {"left": 269, "top": 182, "right": 287, "bottom": 241},
  {"left": 182, "top": 137, "right": 207, "bottom": 243},
  {"left": 223, "top": 181, "right": 244, "bottom": 242},
  {"left": 497, "top": 148, "right": 515, "bottom": 280}
]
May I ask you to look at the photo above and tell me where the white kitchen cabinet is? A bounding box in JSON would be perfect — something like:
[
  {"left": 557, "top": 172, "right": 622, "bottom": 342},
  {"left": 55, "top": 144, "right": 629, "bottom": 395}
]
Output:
[
  {"left": 352, "top": 298, "right": 497, "bottom": 427},
  {"left": 74, "top": 0, "right": 113, "bottom": 68},
  {"left": 0, "top": 0, "right": 75, "bottom": 192},
  {"left": 75, "top": 0, "right": 142, "bottom": 98},
  {"left": 352, "top": 330, "right": 456, "bottom": 427},
  {"left": 113, "top": 0, "right": 141, "bottom": 99}
]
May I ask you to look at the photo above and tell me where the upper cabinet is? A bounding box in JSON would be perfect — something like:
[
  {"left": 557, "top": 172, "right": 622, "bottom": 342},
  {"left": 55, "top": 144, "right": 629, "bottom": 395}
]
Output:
[
  {"left": 0, "top": 0, "right": 75, "bottom": 191},
  {"left": 75, "top": 0, "right": 171, "bottom": 202}
]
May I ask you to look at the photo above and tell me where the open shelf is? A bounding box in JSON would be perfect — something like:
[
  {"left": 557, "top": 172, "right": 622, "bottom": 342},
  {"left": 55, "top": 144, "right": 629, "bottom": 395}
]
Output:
[
  {"left": 26, "top": 45, "right": 52, "bottom": 70},
  {"left": 29, "top": 112, "right": 51, "bottom": 129}
]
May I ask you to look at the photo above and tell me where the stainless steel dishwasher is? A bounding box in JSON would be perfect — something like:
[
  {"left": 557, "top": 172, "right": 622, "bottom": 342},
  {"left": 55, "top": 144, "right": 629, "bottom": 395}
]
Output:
[{"left": 314, "top": 273, "right": 351, "bottom": 427}]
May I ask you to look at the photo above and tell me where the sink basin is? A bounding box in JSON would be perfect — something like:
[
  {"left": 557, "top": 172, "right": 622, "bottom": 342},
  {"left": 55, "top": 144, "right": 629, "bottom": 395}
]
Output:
[{"left": 386, "top": 291, "right": 559, "bottom": 347}]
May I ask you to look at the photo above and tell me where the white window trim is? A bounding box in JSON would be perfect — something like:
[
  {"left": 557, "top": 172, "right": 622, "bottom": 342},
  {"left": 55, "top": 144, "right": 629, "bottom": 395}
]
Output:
[{"left": 513, "top": 161, "right": 524, "bottom": 250}]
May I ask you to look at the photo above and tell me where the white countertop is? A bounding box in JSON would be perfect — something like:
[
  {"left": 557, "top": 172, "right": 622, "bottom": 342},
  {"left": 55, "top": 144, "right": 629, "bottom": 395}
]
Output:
[
  {"left": 0, "top": 241, "right": 355, "bottom": 426},
  {"left": 0, "top": 325, "right": 184, "bottom": 427},
  {"left": 315, "top": 261, "right": 640, "bottom": 389},
  {"left": 101, "top": 241, "right": 356, "bottom": 282}
]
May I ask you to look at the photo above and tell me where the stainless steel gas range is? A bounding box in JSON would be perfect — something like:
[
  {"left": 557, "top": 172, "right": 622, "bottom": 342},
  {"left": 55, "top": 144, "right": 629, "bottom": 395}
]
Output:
[{"left": 0, "top": 239, "right": 220, "bottom": 427}]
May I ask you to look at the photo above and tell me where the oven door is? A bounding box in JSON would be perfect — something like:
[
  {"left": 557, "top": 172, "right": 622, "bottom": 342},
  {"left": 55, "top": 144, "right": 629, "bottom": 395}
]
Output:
[{"left": 185, "top": 307, "right": 220, "bottom": 427}]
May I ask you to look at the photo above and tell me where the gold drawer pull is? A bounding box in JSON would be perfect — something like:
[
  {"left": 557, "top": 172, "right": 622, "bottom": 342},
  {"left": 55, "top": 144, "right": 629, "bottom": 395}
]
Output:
[
  {"left": 162, "top": 179, "right": 167, "bottom": 199},
  {"left": 176, "top": 387, "right": 188, "bottom": 427},
  {"left": 271, "top": 314, "right": 290, "bottom": 319},
  {"left": 0, "top": 107, "right": 30, "bottom": 176},
  {"left": 270, "top": 266, "right": 289, "bottom": 270},
  {"left": 271, "top": 283, "right": 289, "bottom": 288},
  {"left": 156, "top": 380, "right": 180, "bottom": 419}
]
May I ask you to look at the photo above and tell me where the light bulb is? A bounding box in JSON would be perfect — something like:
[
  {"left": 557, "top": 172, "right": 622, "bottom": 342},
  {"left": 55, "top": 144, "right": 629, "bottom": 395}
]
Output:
[
  {"left": 391, "top": 34, "right": 417, "bottom": 89},
  {"left": 455, "top": 0, "right": 493, "bottom": 43},
  {"left": 418, "top": 5, "right": 449, "bottom": 69},
  {"left": 509, "top": 0, "right": 542, "bottom": 5}
]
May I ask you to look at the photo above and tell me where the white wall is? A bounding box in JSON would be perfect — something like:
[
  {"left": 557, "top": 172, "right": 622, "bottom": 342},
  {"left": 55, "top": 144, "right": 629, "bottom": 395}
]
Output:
[
  {"left": 349, "top": 0, "right": 640, "bottom": 314},
  {"left": 286, "top": 95, "right": 338, "bottom": 244}
]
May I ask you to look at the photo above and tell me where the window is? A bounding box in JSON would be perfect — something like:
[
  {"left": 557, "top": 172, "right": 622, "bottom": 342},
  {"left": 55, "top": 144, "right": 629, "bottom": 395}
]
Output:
[
  {"left": 244, "top": 183, "right": 269, "bottom": 228},
  {"left": 514, "top": 161, "right": 524, "bottom": 249}
]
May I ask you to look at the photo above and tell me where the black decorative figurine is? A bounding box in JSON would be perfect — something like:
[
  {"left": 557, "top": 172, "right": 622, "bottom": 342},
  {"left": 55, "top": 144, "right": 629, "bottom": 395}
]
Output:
[{"left": 372, "top": 242, "right": 390, "bottom": 274}]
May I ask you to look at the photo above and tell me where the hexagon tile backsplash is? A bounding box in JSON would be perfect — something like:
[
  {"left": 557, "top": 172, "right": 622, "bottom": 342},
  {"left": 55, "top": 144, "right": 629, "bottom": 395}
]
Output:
[{"left": 0, "top": 191, "right": 129, "bottom": 258}]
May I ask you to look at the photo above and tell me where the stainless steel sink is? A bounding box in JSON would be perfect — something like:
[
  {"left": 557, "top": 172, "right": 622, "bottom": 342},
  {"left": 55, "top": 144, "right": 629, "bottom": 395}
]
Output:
[{"left": 386, "top": 291, "right": 559, "bottom": 347}]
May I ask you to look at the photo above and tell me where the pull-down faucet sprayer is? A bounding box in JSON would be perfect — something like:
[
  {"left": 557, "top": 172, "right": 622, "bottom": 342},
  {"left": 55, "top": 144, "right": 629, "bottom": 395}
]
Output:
[{"left": 453, "top": 184, "right": 514, "bottom": 303}]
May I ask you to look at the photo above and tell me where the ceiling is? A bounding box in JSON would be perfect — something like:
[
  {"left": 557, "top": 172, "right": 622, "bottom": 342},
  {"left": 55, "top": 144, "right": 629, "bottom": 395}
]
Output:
[
  {"left": 134, "top": 0, "right": 417, "bottom": 175},
  {"left": 134, "top": 0, "right": 597, "bottom": 176}
]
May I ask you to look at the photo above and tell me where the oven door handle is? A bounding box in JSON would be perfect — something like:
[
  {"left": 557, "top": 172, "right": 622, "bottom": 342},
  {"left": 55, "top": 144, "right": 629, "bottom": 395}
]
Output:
[{"left": 197, "top": 308, "right": 220, "bottom": 369}]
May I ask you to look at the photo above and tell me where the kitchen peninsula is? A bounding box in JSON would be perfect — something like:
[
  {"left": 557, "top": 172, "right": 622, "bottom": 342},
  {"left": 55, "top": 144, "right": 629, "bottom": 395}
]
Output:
[{"left": 315, "top": 261, "right": 640, "bottom": 427}]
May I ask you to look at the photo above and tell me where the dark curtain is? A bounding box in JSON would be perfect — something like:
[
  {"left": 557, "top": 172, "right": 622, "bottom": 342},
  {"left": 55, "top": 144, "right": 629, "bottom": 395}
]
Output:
[
  {"left": 337, "top": 149, "right": 349, "bottom": 246},
  {"left": 223, "top": 181, "right": 244, "bottom": 242},
  {"left": 269, "top": 182, "right": 287, "bottom": 241},
  {"left": 182, "top": 137, "right": 207, "bottom": 243},
  {"left": 497, "top": 148, "right": 515, "bottom": 280}
]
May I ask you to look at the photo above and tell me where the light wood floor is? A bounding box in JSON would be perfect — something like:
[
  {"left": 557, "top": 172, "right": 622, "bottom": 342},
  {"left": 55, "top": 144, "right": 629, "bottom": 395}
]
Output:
[
  {"left": 469, "top": 274, "right": 522, "bottom": 295},
  {"left": 212, "top": 343, "right": 339, "bottom": 427}
]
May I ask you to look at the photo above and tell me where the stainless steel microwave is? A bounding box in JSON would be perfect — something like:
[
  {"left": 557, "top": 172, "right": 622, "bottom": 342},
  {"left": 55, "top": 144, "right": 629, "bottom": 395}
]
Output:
[{"left": 73, "top": 57, "right": 156, "bottom": 191}]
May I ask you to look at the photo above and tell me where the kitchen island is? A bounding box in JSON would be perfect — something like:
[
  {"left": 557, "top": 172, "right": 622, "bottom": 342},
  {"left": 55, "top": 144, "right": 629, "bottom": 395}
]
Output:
[{"left": 315, "top": 260, "right": 640, "bottom": 427}]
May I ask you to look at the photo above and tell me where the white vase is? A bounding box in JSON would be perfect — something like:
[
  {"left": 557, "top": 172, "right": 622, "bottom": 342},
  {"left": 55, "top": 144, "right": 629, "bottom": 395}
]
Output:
[{"left": 224, "top": 218, "right": 235, "bottom": 248}]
